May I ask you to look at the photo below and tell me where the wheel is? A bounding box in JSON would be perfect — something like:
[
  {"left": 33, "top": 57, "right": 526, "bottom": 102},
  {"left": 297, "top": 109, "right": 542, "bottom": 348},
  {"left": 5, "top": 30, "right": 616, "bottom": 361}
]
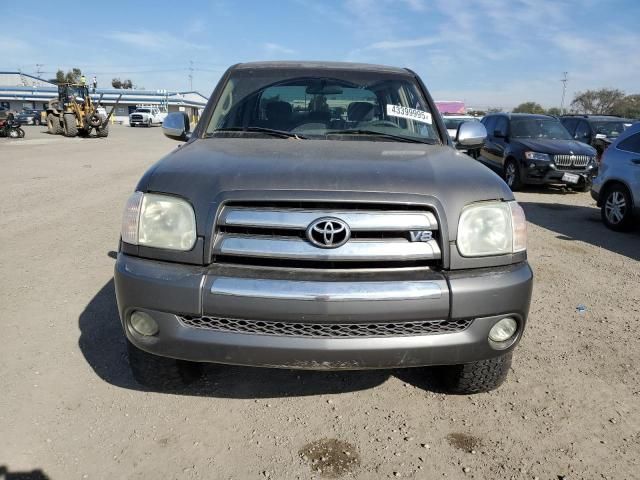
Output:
[
  {"left": 17, "top": 127, "right": 25, "bottom": 138},
  {"left": 46, "top": 113, "right": 63, "bottom": 135},
  {"left": 8, "top": 128, "right": 19, "bottom": 138},
  {"left": 127, "top": 340, "right": 202, "bottom": 390},
  {"left": 63, "top": 113, "right": 78, "bottom": 137},
  {"left": 146, "top": 119, "right": 152, "bottom": 127},
  {"left": 96, "top": 121, "right": 109, "bottom": 138},
  {"left": 601, "top": 184, "right": 634, "bottom": 231},
  {"left": 504, "top": 159, "right": 523, "bottom": 191},
  {"left": 435, "top": 352, "right": 512, "bottom": 394},
  {"left": 34, "top": 117, "right": 41, "bottom": 126}
]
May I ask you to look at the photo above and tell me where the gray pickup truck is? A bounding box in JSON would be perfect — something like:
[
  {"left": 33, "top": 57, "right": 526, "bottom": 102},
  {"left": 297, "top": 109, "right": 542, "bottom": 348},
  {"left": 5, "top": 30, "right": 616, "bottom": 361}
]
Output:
[{"left": 115, "top": 61, "right": 533, "bottom": 394}]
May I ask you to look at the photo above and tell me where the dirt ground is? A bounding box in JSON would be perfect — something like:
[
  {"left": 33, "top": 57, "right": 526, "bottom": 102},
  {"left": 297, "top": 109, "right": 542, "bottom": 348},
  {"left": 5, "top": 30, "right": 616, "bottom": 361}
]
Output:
[{"left": 1, "top": 125, "right": 639, "bottom": 480}]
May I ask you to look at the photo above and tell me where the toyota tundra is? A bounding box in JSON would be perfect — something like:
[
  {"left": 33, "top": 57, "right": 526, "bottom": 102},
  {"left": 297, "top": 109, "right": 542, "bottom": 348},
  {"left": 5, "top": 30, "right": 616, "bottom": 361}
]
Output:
[{"left": 115, "top": 61, "right": 533, "bottom": 394}]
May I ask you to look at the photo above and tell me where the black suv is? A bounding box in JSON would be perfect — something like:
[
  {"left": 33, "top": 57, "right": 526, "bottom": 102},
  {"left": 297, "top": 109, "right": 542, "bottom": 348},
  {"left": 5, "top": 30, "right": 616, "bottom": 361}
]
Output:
[
  {"left": 479, "top": 113, "right": 597, "bottom": 191},
  {"left": 560, "top": 115, "right": 628, "bottom": 157}
]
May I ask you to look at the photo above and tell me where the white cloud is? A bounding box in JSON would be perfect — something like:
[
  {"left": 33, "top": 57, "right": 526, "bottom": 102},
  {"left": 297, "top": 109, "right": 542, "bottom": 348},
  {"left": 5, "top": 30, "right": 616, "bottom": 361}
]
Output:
[{"left": 104, "top": 30, "right": 207, "bottom": 51}]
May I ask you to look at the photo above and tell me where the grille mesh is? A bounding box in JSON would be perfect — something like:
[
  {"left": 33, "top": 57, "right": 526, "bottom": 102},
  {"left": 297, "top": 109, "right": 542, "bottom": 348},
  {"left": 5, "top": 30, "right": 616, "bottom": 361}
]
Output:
[
  {"left": 553, "top": 154, "right": 592, "bottom": 169},
  {"left": 179, "top": 315, "right": 472, "bottom": 338}
]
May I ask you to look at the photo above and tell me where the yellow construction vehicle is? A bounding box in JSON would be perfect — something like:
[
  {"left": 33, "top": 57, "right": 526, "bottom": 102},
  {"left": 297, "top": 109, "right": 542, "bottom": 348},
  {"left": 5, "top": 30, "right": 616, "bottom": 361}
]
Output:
[{"left": 46, "top": 83, "right": 121, "bottom": 138}]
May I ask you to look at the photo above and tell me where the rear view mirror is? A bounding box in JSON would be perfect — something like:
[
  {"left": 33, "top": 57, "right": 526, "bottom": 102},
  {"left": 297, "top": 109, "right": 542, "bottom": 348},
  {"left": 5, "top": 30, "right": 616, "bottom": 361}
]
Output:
[
  {"left": 305, "top": 82, "right": 343, "bottom": 95},
  {"left": 162, "top": 112, "right": 191, "bottom": 141},
  {"left": 457, "top": 121, "right": 487, "bottom": 148}
]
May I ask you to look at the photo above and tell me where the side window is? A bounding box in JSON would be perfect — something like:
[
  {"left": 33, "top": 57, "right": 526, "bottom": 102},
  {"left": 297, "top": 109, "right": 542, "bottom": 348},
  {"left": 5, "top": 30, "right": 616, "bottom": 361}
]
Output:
[
  {"left": 494, "top": 117, "right": 508, "bottom": 137},
  {"left": 483, "top": 116, "right": 497, "bottom": 136},
  {"left": 574, "top": 121, "right": 590, "bottom": 140},
  {"left": 617, "top": 132, "right": 640, "bottom": 154},
  {"left": 561, "top": 118, "right": 577, "bottom": 135}
]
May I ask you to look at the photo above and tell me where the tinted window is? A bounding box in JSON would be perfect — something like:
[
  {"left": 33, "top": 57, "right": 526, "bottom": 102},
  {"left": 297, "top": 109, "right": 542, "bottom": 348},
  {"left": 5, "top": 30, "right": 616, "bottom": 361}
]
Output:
[
  {"left": 617, "top": 132, "right": 640, "bottom": 154},
  {"left": 591, "top": 121, "right": 625, "bottom": 138},
  {"left": 511, "top": 118, "right": 572, "bottom": 140},
  {"left": 483, "top": 116, "right": 497, "bottom": 135},
  {"left": 494, "top": 117, "right": 508, "bottom": 136},
  {"left": 561, "top": 118, "right": 577, "bottom": 135},
  {"left": 574, "top": 121, "right": 590, "bottom": 140}
]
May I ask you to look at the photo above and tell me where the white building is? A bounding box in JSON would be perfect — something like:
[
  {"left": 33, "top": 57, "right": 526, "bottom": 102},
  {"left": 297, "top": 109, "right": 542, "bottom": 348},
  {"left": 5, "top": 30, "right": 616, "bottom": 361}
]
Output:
[{"left": 0, "top": 72, "right": 208, "bottom": 123}]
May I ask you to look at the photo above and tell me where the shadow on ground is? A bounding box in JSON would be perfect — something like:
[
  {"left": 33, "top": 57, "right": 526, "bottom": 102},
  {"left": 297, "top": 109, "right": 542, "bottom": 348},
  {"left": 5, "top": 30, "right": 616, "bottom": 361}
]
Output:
[
  {"left": 520, "top": 201, "right": 639, "bottom": 261},
  {"left": 80, "top": 276, "right": 445, "bottom": 398},
  {"left": 0, "top": 466, "right": 50, "bottom": 480}
]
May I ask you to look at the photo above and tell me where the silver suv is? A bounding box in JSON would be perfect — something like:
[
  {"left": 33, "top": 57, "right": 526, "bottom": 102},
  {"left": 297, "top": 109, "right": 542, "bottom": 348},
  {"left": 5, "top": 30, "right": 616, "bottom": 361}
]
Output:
[{"left": 591, "top": 122, "right": 640, "bottom": 231}]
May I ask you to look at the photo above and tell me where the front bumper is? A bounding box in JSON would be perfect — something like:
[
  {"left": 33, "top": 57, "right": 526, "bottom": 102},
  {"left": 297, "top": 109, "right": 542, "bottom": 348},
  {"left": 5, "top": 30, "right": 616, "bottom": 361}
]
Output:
[
  {"left": 522, "top": 162, "right": 597, "bottom": 187},
  {"left": 114, "top": 255, "right": 533, "bottom": 370}
]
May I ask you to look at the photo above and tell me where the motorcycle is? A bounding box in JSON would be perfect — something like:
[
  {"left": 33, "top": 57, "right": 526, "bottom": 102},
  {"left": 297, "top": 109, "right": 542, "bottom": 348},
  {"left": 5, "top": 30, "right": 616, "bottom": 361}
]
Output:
[{"left": 0, "top": 117, "right": 25, "bottom": 138}]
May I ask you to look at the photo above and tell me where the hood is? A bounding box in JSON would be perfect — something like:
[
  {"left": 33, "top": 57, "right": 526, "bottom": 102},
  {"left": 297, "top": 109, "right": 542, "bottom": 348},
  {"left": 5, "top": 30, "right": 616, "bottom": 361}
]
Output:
[
  {"left": 514, "top": 138, "right": 596, "bottom": 155},
  {"left": 142, "top": 138, "right": 513, "bottom": 238}
]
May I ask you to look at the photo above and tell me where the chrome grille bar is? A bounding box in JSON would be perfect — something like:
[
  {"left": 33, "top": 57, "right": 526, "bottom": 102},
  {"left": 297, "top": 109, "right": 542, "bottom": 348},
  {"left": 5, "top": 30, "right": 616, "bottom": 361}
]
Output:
[
  {"left": 554, "top": 154, "right": 592, "bottom": 168},
  {"left": 220, "top": 207, "right": 438, "bottom": 231},
  {"left": 214, "top": 234, "right": 441, "bottom": 261}
]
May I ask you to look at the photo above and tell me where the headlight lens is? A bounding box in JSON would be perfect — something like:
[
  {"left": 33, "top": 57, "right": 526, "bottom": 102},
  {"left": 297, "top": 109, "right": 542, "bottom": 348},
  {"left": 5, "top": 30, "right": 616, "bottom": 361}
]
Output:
[
  {"left": 121, "top": 192, "right": 196, "bottom": 251},
  {"left": 457, "top": 201, "right": 527, "bottom": 257},
  {"left": 524, "top": 151, "right": 551, "bottom": 161}
]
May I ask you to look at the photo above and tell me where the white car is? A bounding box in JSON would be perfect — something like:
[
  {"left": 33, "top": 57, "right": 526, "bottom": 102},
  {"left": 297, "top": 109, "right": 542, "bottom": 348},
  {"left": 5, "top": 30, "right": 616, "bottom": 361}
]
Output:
[{"left": 129, "top": 106, "right": 168, "bottom": 127}]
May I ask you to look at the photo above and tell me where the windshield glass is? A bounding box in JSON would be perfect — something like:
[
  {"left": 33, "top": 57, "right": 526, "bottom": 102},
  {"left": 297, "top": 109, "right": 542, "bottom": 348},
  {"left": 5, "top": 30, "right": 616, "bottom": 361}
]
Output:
[
  {"left": 443, "top": 117, "right": 478, "bottom": 130},
  {"left": 206, "top": 70, "right": 440, "bottom": 143},
  {"left": 511, "top": 118, "right": 572, "bottom": 140},
  {"left": 136, "top": 109, "right": 150, "bottom": 113},
  {"left": 591, "top": 121, "right": 624, "bottom": 138}
]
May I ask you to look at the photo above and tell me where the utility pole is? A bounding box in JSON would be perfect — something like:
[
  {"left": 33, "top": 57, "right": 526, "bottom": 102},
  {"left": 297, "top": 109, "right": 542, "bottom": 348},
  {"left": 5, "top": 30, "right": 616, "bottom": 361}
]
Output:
[
  {"left": 188, "top": 60, "right": 194, "bottom": 91},
  {"left": 560, "top": 72, "right": 568, "bottom": 115},
  {"left": 35, "top": 64, "right": 44, "bottom": 78}
]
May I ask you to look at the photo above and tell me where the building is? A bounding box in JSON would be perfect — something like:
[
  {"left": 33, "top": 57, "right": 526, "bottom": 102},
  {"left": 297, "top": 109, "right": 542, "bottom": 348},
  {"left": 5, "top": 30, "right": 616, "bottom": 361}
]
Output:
[{"left": 0, "top": 72, "right": 208, "bottom": 123}]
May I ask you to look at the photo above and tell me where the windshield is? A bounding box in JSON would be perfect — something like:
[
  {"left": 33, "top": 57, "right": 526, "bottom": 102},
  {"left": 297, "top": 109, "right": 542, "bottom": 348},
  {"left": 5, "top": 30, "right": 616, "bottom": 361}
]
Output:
[
  {"left": 510, "top": 118, "right": 572, "bottom": 140},
  {"left": 136, "top": 109, "right": 150, "bottom": 113},
  {"left": 591, "top": 121, "right": 624, "bottom": 138},
  {"left": 443, "top": 117, "right": 478, "bottom": 130},
  {"left": 206, "top": 70, "right": 440, "bottom": 143}
]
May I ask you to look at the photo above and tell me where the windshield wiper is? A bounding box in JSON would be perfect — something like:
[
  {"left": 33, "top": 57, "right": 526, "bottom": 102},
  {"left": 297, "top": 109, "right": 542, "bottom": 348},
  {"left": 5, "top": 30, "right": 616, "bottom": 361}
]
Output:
[
  {"left": 210, "top": 127, "right": 306, "bottom": 139},
  {"left": 327, "top": 129, "right": 437, "bottom": 144}
]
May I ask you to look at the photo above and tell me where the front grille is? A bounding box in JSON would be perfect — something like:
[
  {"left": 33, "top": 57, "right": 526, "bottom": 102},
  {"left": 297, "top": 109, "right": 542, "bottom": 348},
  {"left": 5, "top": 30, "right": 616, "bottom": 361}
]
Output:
[
  {"left": 212, "top": 202, "right": 441, "bottom": 268},
  {"left": 179, "top": 315, "right": 472, "bottom": 337},
  {"left": 553, "top": 154, "right": 592, "bottom": 169},
  {"left": 131, "top": 115, "right": 143, "bottom": 121}
]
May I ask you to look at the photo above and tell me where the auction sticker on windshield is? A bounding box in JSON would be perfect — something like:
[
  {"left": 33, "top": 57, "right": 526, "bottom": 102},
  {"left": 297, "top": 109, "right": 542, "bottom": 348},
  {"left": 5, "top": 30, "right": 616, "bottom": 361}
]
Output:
[{"left": 386, "top": 105, "right": 432, "bottom": 124}]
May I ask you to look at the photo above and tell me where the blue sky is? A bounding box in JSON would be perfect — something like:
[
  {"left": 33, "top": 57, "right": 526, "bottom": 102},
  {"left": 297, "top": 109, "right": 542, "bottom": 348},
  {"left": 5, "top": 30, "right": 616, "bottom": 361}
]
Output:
[{"left": 3, "top": 0, "right": 639, "bottom": 109}]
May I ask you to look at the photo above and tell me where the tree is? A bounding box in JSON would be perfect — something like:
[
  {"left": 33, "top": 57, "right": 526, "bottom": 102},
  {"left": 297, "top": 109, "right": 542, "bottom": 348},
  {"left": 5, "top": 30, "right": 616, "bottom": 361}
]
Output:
[
  {"left": 513, "top": 102, "right": 545, "bottom": 114},
  {"left": 612, "top": 94, "right": 640, "bottom": 118},
  {"left": 546, "top": 107, "right": 561, "bottom": 116},
  {"left": 52, "top": 68, "right": 82, "bottom": 84},
  {"left": 570, "top": 88, "right": 625, "bottom": 115},
  {"left": 112, "top": 78, "right": 133, "bottom": 89}
]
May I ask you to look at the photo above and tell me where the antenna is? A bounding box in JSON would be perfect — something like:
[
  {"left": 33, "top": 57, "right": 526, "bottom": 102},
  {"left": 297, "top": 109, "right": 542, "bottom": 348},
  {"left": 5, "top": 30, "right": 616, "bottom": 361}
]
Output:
[
  {"left": 560, "top": 72, "right": 568, "bottom": 115},
  {"left": 188, "top": 60, "right": 194, "bottom": 90}
]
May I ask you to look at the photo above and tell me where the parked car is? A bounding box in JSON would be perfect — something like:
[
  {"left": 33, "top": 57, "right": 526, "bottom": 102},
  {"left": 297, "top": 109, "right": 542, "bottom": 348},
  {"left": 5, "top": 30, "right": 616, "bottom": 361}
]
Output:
[
  {"left": 129, "top": 106, "right": 167, "bottom": 127},
  {"left": 591, "top": 122, "right": 640, "bottom": 231},
  {"left": 560, "top": 115, "right": 627, "bottom": 159},
  {"left": 478, "top": 113, "right": 597, "bottom": 191},
  {"left": 115, "top": 61, "right": 532, "bottom": 395},
  {"left": 16, "top": 109, "right": 44, "bottom": 126}
]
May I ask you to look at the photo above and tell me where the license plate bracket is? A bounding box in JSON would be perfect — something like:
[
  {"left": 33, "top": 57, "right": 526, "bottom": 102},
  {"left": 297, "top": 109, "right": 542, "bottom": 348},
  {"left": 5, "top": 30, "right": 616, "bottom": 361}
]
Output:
[{"left": 562, "top": 172, "right": 580, "bottom": 184}]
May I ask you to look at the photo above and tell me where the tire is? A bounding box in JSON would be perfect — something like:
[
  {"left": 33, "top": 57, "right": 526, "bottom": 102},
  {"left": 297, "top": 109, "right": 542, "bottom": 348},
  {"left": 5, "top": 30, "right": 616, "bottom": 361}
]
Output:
[
  {"left": 8, "top": 128, "right": 20, "bottom": 138},
  {"left": 127, "top": 340, "right": 202, "bottom": 390},
  {"left": 146, "top": 119, "right": 151, "bottom": 127},
  {"left": 435, "top": 352, "right": 513, "bottom": 394},
  {"left": 34, "top": 117, "right": 41, "bottom": 126},
  {"left": 601, "top": 184, "right": 634, "bottom": 231},
  {"left": 46, "top": 113, "right": 63, "bottom": 135},
  {"left": 63, "top": 113, "right": 78, "bottom": 137},
  {"left": 96, "top": 121, "right": 109, "bottom": 138},
  {"left": 17, "top": 127, "right": 25, "bottom": 138},
  {"left": 503, "top": 159, "right": 523, "bottom": 191}
]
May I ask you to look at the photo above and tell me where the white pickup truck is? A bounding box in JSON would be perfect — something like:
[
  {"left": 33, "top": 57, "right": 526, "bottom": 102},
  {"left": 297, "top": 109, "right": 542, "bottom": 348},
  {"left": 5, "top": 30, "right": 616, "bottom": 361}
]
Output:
[{"left": 129, "top": 106, "right": 168, "bottom": 127}]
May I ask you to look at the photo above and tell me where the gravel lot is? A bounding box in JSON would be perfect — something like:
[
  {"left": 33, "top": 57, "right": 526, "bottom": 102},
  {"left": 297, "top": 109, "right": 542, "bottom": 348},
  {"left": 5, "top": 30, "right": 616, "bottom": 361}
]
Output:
[{"left": 1, "top": 125, "right": 638, "bottom": 479}]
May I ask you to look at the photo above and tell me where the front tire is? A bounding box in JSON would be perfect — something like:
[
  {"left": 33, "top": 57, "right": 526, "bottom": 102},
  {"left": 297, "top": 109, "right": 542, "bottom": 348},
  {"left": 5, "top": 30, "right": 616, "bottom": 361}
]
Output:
[
  {"left": 47, "top": 113, "right": 63, "bottom": 135},
  {"left": 602, "top": 184, "right": 634, "bottom": 231},
  {"left": 63, "top": 113, "right": 78, "bottom": 137},
  {"left": 127, "top": 340, "right": 202, "bottom": 390},
  {"left": 504, "top": 159, "right": 523, "bottom": 191},
  {"left": 96, "top": 122, "right": 109, "bottom": 137},
  {"left": 435, "top": 352, "right": 512, "bottom": 394}
]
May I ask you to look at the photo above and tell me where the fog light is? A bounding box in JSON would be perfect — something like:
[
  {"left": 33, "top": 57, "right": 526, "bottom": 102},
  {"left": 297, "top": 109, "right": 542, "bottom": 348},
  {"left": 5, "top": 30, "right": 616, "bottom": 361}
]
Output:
[
  {"left": 130, "top": 311, "right": 159, "bottom": 336},
  {"left": 489, "top": 317, "right": 517, "bottom": 343}
]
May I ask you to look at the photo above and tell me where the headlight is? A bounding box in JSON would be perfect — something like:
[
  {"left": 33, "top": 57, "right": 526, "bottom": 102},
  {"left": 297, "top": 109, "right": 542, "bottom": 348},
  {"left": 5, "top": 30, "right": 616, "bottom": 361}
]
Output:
[
  {"left": 121, "top": 192, "right": 196, "bottom": 251},
  {"left": 457, "top": 201, "right": 527, "bottom": 257},
  {"left": 524, "top": 151, "right": 551, "bottom": 161}
]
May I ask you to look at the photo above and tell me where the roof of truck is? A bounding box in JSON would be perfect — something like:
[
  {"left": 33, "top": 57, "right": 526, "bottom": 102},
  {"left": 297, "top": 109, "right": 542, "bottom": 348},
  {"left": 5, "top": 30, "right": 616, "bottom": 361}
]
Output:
[{"left": 233, "top": 61, "right": 410, "bottom": 74}]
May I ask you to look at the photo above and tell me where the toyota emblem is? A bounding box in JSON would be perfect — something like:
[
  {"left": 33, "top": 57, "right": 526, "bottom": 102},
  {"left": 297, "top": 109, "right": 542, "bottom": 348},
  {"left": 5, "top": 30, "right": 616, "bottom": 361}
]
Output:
[{"left": 306, "top": 217, "right": 351, "bottom": 249}]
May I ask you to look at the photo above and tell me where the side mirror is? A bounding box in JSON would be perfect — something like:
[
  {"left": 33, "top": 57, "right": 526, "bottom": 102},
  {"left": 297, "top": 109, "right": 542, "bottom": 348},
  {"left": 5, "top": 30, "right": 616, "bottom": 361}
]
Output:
[
  {"left": 456, "top": 121, "right": 487, "bottom": 148},
  {"left": 162, "top": 112, "right": 191, "bottom": 141},
  {"left": 594, "top": 133, "right": 606, "bottom": 140}
]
